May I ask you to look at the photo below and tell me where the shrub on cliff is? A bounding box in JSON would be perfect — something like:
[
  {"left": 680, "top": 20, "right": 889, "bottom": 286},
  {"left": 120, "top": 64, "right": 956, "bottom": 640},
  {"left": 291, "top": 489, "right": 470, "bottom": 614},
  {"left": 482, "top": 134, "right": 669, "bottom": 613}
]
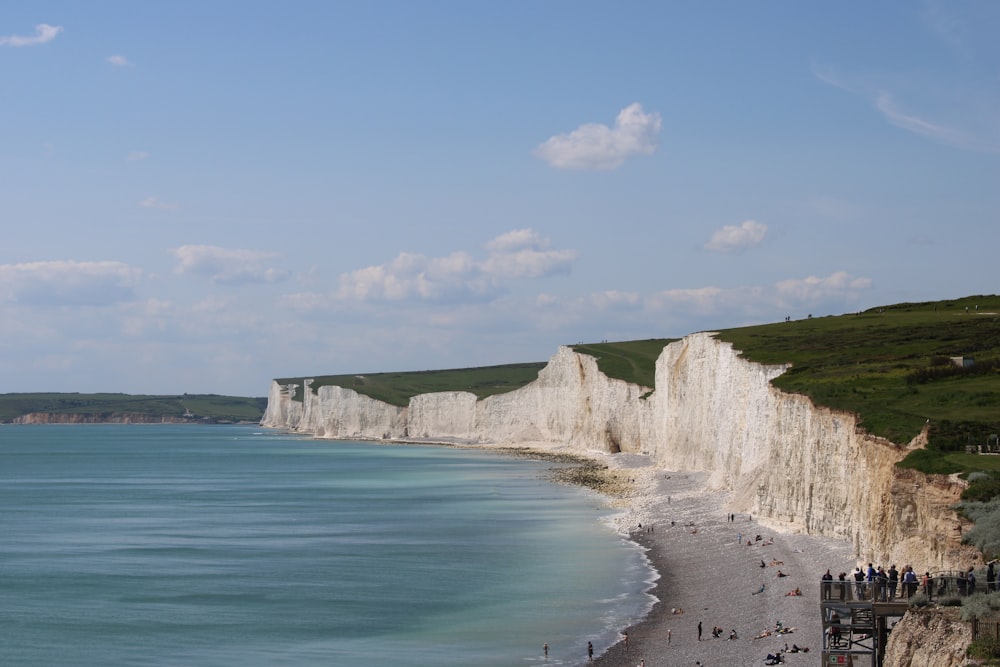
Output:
[
  {"left": 961, "top": 592, "right": 1000, "bottom": 622},
  {"left": 967, "top": 636, "right": 1000, "bottom": 661},
  {"left": 959, "top": 498, "right": 1000, "bottom": 558},
  {"left": 964, "top": 472, "right": 1000, "bottom": 503}
]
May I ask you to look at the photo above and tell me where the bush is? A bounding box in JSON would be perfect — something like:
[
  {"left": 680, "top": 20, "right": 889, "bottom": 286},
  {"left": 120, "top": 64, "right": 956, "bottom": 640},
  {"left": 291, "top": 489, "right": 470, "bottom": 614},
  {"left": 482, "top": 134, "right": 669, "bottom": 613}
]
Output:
[
  {"left": 959, "top": 499, "right": 1000, "bottom": 557},
  {"left": 964, "top": 473, "right": 1000, "bottom": 503},
  {"left": 908, "top": 592, "right": 931, "bottom": 608},
  {"left": 961, "top": 592, "right": 1000, "bottom": 621},
  {"left": 940, "top": 595, "right": 964, "bottom": 607},
  {"left": 968, "top": 636, "right": 1000, "bottom": 660}
]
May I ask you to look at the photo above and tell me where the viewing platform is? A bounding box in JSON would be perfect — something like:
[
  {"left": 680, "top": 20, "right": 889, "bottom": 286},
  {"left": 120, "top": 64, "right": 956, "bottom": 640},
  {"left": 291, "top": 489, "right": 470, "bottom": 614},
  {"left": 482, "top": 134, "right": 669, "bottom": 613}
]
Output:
[{"left": 819, "top": 571, "right": 984, "bottom": 666}]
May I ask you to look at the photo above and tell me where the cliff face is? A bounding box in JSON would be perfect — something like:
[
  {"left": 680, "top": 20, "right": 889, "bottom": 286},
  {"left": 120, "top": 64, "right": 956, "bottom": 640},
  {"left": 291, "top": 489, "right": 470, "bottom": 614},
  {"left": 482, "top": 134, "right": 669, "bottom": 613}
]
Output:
[
  {"left": 262, "top": 332, "right": 976, "bottom": 568},
  {"left": 882, "top": 608, "right": 972, "bottom": 667}
]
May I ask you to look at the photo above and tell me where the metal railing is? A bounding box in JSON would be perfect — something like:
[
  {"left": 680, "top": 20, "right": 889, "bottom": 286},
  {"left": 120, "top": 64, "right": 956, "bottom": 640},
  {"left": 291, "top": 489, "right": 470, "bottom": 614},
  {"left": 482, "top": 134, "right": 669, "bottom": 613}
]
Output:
[{"left": 820, "top": 570, "right": 996, "bottom": 604}]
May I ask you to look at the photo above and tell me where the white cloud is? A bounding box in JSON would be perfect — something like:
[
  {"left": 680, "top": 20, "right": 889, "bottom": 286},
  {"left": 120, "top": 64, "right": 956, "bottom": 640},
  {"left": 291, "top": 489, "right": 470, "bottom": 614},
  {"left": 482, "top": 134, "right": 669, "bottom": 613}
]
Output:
[
  {"left": 0, "top": 23, "right": 62, "bottom": 47},
  {"left": 139, "top": 196, "right": 177, "bottom": 210},
  {"left": 126, "top": 151, "right": 149, "bottom": 162},
  {"left": 635, "top": 271, "right": 871, "bottom": 322},
  {"left": 588, "top": 290, "right": 642, "bottom": 311},
  {"left": 480, "top": 228, "right": 576, "bottom": 278},
  {"left": 172, "top": 245, "right": 290, "bottom": 286},
  {"left": 704, "top": 220, "right": 768, "bottom": 252},
  {"left": 0, "top": 260, "right": 141, "bottom": 306},
  {"left": 533, "top": 103, "right": 662, "bottom": 170},
  {"left": 775, "top": 271, "right": 873, "bottom": 303},
  {"left": 333, "top": 229, "right": 577, "bottom": 304},
  {"left": 107, "top": 54, "right": 131, "bottom": 67}
]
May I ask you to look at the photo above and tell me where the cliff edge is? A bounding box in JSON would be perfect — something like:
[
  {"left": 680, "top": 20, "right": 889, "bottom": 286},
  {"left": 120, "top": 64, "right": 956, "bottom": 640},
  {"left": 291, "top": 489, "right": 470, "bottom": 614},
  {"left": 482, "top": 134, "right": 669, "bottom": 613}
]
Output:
[{"left": 262, "top": 332, "right": 977, "bottom": 569}]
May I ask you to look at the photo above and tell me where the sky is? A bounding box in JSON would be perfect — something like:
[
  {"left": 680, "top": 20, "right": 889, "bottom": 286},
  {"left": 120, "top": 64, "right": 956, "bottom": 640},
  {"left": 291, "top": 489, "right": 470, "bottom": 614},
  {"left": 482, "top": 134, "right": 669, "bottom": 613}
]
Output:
[{"left": 1, "top": 1, "right": 998, "bottom": 396}]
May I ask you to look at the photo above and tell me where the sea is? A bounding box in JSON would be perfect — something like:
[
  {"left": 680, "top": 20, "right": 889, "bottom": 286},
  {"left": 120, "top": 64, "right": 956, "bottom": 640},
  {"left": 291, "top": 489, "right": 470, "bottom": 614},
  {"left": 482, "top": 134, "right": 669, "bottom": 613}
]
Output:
[{"left": 0, "top": 424, "right": 655, "bottom": 666}]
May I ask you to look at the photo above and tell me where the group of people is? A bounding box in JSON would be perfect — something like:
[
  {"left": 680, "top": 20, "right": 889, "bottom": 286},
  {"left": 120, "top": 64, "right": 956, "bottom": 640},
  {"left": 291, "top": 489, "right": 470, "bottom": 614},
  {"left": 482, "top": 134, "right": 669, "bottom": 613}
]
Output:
[{"left": 822, "top": 561, "right": 999, "bottom": 602}]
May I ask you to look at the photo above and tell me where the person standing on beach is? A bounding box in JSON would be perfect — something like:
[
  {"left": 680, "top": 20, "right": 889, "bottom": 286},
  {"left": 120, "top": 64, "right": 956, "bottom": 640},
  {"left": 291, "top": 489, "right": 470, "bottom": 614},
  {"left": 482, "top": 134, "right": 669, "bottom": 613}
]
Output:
[
  {"left": 698, "top": 621, "right": 703, "bottom": 641},
  {"left": 587, "top": 641, "right": 593, "bottom": 661},
  {"left": 667, "top": 628, "right": 672, "bottom": 645}
]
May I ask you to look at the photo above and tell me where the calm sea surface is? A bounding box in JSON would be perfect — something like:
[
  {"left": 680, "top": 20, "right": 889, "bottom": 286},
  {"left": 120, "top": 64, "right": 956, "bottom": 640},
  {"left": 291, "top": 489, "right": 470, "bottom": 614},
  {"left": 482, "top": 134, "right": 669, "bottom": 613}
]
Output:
[{"left": 0, "top": 424, "right": 654, "bottom": 666}]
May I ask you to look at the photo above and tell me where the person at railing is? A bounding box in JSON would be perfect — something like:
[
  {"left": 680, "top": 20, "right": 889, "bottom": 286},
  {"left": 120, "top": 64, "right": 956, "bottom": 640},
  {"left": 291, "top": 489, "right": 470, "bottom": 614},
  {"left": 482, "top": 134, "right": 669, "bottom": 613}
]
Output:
[
  {"left": 968, "top": 567, "right": 977, "bottom": 595},
  {"left": 821, "top": 569, "right": 833, "bottom": 600},
  {"left": 903, "top": 566, "right": 919, "bottom": 598},
  {"left": 958, "top": 569, "right": 968, "bottom": 596},
  {"left": 837, "top": 572, "right": 848, "bottom": 601},
  {"left": 888, "top": 564, "right": 899, "bottom": 600},
  {"left": 921, "top": 571, "right": 932, "bottom": 598},
  {"left": 854, "top": 567, "right": 865, "bottom": 599},
  {"left": 875, "top": 566, "right": 888, "bottom": 601},
  {"left": 988, "top": 560, "right": 996, "bottom": 593}
]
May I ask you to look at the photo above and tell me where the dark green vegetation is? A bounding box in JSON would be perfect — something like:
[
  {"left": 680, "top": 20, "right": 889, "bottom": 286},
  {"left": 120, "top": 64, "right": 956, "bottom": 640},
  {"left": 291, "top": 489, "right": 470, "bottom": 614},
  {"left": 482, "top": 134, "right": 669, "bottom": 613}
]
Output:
[
  {"left": 0, "top": 393, "right": 267, "bottom": 423},
  {"left": 569, "top": 338, "right": 677, "bottom": 391},
  {"left": 274, "top": 362, "right": 547, "bottom": 407},
  {"left": 716, "top": 295, "right": 1000, "bottom": 470}
]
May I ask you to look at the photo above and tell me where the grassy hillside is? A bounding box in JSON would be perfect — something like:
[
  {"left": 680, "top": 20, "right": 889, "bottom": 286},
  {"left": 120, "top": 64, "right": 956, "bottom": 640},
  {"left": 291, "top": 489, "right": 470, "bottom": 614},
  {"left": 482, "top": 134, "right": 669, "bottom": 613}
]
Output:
[
  {"left": 716, "top": 295, "right": 1000, "bottom": 449},
  {"left": 569, "top": 338, "right": 677, "bottom": 390},
  {"left": 0, "top": 393, "right": 267, "bottom": 423},
  {"left": 274, "top": 362, "right": 547, "bottom": 407}
]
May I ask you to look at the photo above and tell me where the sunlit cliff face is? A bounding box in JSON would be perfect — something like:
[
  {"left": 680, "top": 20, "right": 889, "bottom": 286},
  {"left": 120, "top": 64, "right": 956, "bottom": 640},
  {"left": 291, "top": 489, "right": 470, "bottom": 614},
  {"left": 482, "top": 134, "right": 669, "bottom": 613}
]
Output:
[{"left": 263, "top": 333, "right": 978, "bottom": 569}]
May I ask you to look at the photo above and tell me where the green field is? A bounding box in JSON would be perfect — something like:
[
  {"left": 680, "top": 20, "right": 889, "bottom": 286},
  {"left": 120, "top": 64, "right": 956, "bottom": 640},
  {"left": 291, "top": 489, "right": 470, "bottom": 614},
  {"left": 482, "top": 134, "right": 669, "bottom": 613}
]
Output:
[
  {"left": 716, "top": 295, "right": 1000, "bottom": 453},
  {"left": 569, "top": 338, "right": 676, "bottom": 391},
  {"left": 0, "top": 393, "right": 267, "bottom": 423}
]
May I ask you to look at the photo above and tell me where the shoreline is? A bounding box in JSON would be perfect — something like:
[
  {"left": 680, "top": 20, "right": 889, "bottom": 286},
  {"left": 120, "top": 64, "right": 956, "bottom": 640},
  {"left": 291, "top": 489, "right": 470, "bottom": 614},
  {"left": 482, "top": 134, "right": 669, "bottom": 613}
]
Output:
[
  {"left": 292, "top": 433, "right": 862, "bottom": 666},
  {"left": 583, "top": 459, "right": 858, "bottom": 667}
]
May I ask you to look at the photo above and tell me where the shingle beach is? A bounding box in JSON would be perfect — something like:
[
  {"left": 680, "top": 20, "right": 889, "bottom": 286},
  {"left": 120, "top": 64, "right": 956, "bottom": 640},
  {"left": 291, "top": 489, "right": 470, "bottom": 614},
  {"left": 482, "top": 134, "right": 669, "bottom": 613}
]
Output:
[{"left": 584, "top": 454, "right": 858, "bottom": 667}]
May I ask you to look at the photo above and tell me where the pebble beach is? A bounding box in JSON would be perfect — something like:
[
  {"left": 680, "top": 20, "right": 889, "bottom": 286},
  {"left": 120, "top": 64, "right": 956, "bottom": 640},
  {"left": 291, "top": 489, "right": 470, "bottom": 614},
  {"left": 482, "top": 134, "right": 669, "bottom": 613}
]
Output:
[{"left": 579, "top": 453, "right": 858, "bottom": 667}]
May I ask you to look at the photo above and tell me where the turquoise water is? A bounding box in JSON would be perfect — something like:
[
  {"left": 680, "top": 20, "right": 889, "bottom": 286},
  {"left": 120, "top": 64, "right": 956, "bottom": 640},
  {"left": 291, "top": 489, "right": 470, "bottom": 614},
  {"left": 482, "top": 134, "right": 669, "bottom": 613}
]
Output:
[{"left": 0, "top": 424, "right": 654, "bottom": 666}]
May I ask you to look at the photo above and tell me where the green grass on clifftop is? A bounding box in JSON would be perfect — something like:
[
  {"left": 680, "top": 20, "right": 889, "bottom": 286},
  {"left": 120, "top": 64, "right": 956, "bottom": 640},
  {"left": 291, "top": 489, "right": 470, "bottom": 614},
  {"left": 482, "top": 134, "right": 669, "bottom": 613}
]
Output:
[
  {"left": 274, "top": 363, "right": 546, "bottom": 407},
  {"left": 715, "top": 295, "right": 1000, "bottom": 466},
  {"left": 569, "top": 338, "right": 677, "bottom": 390}
]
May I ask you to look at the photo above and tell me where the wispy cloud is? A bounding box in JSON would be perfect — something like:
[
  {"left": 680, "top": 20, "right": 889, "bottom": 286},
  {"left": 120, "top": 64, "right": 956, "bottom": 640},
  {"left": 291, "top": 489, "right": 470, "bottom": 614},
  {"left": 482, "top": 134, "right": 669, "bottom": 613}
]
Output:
[
  {"left": 872, "top": 92, "right": 972, "bottom": 148},
  {"left": 172, "top": 245, "right": 290, "bottom": 286},
  {"left": 0, "top": 23, "right": 63, "bottom": 47},
  {"left": 704, "top": 220, "right": 768, "bottom": 253},
  {"left": 290, "top": 229, "right": 577, "bottom": 307},
  {"left": 107, "top": 54, "right": 131, "bottom": 67},
  {"left": 812, "top": 6, "right": 1000, "bottom": 156},
  {"left": 139, "top": 196, "right": 177, "bottom": 210},
  {"left": 0, "top": 260, "right": 141, "bottom": 306},
  {"left": 815, "top": 66, "right": 998, "bottom": 154},
  {"left": 126, "top": 151, "right": 149, "bottom": 162},
  {"left": 533, "top": 103, "right": 662, "bottom": 170}
]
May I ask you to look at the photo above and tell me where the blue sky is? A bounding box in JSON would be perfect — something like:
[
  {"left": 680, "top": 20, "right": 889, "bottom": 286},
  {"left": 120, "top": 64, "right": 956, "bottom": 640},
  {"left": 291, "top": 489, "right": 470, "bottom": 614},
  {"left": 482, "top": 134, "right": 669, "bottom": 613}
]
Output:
[{"left": 2, "top": 1, "right": 998, "bottom": 396}]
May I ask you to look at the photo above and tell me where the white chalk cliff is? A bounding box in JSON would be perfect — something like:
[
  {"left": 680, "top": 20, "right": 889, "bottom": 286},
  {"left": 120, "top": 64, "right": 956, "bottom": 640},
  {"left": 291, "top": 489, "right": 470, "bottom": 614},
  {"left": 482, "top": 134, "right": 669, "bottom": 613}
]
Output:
[{"left": 262, "top": 332, "right": 977, "bottom": 569}]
